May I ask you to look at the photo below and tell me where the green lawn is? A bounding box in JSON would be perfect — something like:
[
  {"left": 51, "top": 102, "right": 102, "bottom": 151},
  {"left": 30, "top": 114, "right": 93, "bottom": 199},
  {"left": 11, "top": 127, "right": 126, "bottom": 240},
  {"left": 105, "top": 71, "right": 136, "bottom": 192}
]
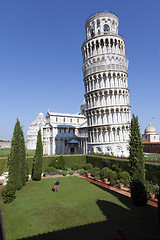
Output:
[
  {"left": 0, "top": 176, "right": 159, "bottom": 240},
  {"left": 144, "top": 153, "right": 160, "bottom": 163},
  {"left": 0, "top": 148, "right": 35, "bottom": 157}
]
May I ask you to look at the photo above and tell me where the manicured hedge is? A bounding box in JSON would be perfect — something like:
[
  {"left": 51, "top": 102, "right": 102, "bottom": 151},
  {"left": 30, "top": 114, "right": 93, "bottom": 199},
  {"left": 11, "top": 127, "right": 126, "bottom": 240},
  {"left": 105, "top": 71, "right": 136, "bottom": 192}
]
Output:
[
  {"left": 63, "top": 155, "right": 86, "bottom": 169},
  {"left": 86, "top": 155, "right": 160, "bottom": 185},
  {"left": 86, "top": 155, "right": 129, "bottom": 171},
  {"left": 145, "top": 163, "right": 160, "bottom": 185},
  {"left": 0, "top": 155, "right": 160, "bottom": 185}
]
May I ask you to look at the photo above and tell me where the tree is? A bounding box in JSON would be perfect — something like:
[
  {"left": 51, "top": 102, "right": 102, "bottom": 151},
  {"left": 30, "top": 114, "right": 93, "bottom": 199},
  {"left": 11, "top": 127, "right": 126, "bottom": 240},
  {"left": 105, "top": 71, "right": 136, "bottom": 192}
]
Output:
[
  {"left": 8, "top": 119, "right": 22, "bottom": 190},
  {"left": 32, "top": 129, "right": 43, "bottom": 181},
  {"left": 20, "top": 127, "right": 27, "bottom": 185},
  {"left": 129, "top": 114, "right": 147, "bottom": 206}
]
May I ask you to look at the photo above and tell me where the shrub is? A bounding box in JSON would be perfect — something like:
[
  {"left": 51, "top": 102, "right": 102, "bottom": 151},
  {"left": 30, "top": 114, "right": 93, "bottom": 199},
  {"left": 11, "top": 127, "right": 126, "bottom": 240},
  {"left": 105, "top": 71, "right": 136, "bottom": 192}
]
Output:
[
  {"left": 69, "top": 170, "right": 74, "bottom": 175},
  {"left": 44, "top": 167, "right": 57, "bottom": 173},
  {"left": 91, "top": 167, "right": 100, "bottom": 177},
  {"left": 100, "top": 167, "right": 110, "bottom": 179},
  {"left": 131, "top": 181, "right": 147, "bottom": 206},
  {"left": 84, "top": 163, "right": 93, "bottom": 172},
  {"left": 119, "top": 171, "right": 130, "bottom": 186},
  {"left": 2, "top": 183, "right": 16, "bottom": 204},
  {"left": 145, "top": 163, "right": 160, "bottom": 185},
  {"left": 79, "top": 169, "right": 85, "bottom": 175},
  {"left": 108, "top": 170, "right": 118, "bottom": 185},
  {"left": 111, "top": 164, "right": 122, "bottom": 173},
  {"left": 62, "top": 170, "right": 67, "bottom": 176}
]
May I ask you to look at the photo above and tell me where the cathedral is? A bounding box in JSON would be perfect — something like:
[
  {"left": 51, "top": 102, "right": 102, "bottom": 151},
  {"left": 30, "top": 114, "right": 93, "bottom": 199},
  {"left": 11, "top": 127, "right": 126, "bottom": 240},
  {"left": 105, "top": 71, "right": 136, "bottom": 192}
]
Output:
[{"left": 27, "top": 12, "right": 131, "bottom": 157}]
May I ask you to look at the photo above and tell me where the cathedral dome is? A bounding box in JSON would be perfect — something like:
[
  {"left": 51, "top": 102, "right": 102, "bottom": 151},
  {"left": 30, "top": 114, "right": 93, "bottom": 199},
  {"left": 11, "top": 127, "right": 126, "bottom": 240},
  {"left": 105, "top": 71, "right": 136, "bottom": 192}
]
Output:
[
  {"left": 145, "top": 123, "right": 156, "bottom": 135},
  {"left": 80, "top": 100, "right": 86, "bottom": 107},
  {"left": 37, "top": 112, "right": 45, "bottom": 120}
]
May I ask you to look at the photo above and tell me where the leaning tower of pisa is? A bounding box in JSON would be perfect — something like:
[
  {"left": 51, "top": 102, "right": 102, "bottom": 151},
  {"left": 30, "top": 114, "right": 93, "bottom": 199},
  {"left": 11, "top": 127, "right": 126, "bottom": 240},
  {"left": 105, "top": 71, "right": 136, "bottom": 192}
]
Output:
[{"left": 81, "top": 12, "right": 131, "bottom": 157}]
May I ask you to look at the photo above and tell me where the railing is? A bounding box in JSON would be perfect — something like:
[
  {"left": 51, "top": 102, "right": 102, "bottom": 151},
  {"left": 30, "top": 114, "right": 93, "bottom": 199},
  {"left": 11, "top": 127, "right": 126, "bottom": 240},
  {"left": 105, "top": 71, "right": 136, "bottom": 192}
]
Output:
[
  {"left": 82, "top": 32, "right": 125, "bottom": 44},
  {"left": 83, "top": 64, "right": 128, "bottom": 77},
  {"left": 86, "top": 11, "right": 118, "bottom": 21}
]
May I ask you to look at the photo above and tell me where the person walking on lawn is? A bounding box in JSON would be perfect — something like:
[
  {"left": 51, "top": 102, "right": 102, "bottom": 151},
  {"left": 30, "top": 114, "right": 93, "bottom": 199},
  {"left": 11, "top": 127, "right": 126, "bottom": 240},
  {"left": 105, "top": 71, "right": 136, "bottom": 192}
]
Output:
[{"left": 55, "top": 180, "right": 60, "bottom": 192}]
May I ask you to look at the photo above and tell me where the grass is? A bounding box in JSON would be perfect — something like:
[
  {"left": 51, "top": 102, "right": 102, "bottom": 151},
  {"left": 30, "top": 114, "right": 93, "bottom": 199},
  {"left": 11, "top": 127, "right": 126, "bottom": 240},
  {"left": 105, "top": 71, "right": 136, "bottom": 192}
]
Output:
[
  {"left": 144, "top": 153, "right": 160, "bottom": 163},
  {"left": 0, "top": 148, "right": 10, "bottom": 157},
  {"left": 0, "top": 176, "right": 159, "bottom": 240},
  {"left": 0, "top": 148, "right": 35, "bottom": 157}
]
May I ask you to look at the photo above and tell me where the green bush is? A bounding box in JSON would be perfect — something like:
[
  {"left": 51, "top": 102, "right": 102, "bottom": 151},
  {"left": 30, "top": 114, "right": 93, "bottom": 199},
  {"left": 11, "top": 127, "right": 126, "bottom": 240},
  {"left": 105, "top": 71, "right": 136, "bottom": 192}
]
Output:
[
  {"left": 111, "top": 164, "right": 122, "bottom": 173},
  {"left": 2, "top": 183, "right": 16, "bottom": 204},
  {"left": 86, "top": 155, "right": 160, "bottom": 185},
  {"left": 108, "top": 170, "right": 118, "bottom": 185},
  {"left": 86, "top": 155, "right": 129, "bottom": 172},
  {"left": 100, "top": 167, "right": 110, "bottom": 179},
  {"left": 83, "top": 163, "right": 93, "bottom": 172},
  {"left": 79, "top": 169, "right": 85, "bottom": 175},
  {"left": 119, "top": 171, "right": 130, "bottom": 186},
  {"left": 131, "top": 181, "right": 147, "bottom": 206},
  {"left": 145, "top": 163, "right": 160, "bottom": 185},
  {"left": 69, "top": 170, "right": 74, "bottom": 175},
  {"left": 91, "top": 167, "right": 100, "bottom": 177},
  {"left": 62, "top": 170, "right": 67, "bottom": 176},
  {"left": 44, "top": 166, "right": 57, "bottom": 173}
]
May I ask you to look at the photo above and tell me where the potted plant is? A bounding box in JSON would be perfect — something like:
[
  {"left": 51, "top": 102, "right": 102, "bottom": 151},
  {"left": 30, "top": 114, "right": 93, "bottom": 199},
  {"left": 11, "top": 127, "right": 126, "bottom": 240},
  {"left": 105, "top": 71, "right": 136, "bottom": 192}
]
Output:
[
  {"left": 84, "top": 163, "right": 93, "bottom": 178},
  {"left": 118, "top": 171, "right": 130, "bottom": 189},
  {"left": 100, "top": 167, "right": 110, "bottom": 184},
  {"left": 146, "top": 181, "right": 158, "bottom": 199},
  {"left": 108, "top": 170, "right": 118, "bottom": 186}
]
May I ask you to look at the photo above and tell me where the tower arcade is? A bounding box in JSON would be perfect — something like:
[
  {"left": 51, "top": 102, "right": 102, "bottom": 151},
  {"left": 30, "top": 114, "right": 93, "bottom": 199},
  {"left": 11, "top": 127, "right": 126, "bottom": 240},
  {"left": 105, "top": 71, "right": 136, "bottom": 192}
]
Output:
[{"left": 81, "top": 12, "right": 131, "bottom": 157}]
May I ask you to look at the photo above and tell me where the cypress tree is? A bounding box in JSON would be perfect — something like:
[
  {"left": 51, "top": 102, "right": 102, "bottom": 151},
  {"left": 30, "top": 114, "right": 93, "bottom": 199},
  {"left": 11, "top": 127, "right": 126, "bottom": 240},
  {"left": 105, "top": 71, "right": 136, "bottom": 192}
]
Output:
[
  {"left": 20, "top": 126, "right": 27, "bottom": 185},
  {"left": 32, "top": 129, "right": 43, "bottom": 181},
  {"left": 129, "top": 114, "right": 147, "bottom": 206},
  {"left": 8, "top": 119, "right": 22, "bottom": 190}
]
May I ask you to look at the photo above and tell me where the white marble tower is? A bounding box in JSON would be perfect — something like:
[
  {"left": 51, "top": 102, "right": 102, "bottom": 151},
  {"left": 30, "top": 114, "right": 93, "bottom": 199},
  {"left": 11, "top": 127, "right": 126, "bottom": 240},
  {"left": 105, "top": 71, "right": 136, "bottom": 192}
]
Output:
[{"left": 81, "top": 12, "right": 131, "bottom": 157}]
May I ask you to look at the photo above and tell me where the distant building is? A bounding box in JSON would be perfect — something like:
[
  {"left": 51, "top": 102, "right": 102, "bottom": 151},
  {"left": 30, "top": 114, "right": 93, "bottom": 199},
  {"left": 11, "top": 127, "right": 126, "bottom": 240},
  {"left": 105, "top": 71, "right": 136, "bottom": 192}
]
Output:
[
  {"left": 27, "top": 113, "right": 46, "bottom": 149},
  {"left": 0, "top": 141, "right": 11, "bottom": 149},
  {"left": 142, "top": 123, "right": 160, "bottom": 153}
]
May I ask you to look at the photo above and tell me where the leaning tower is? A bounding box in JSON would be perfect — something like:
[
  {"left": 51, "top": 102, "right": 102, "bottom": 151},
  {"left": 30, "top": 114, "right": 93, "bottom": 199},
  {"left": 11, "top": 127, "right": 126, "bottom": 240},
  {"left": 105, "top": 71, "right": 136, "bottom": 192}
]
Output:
[{"left": 81, "top": 12, "right": 131, "bottom": 157}]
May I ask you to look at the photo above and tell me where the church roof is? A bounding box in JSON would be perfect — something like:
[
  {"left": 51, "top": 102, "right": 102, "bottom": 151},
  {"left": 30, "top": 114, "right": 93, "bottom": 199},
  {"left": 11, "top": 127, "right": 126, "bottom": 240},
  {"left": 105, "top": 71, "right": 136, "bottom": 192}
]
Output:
[
  {"left": 68, "top": 139, "right": 79, "bottom": 144},
  {"left": 145, "top": 122, "right": 157, "bottom": 135},
  {"left": 47, "top": 112, "right": 86, "bottom": 118}
]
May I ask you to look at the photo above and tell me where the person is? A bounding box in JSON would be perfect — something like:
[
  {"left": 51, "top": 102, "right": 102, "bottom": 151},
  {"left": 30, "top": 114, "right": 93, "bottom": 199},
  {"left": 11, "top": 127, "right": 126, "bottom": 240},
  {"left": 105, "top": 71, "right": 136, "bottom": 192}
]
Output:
[{"left": 54, "top": 180, "right": 60, "bottom": 192}]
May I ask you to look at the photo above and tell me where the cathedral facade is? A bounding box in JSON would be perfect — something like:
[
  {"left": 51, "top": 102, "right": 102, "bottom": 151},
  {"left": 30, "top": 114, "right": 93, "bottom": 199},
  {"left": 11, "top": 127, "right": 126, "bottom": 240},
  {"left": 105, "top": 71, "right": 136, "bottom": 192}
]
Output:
[{"left": 27, "top": 12, "right": 131, "bottom": 157}]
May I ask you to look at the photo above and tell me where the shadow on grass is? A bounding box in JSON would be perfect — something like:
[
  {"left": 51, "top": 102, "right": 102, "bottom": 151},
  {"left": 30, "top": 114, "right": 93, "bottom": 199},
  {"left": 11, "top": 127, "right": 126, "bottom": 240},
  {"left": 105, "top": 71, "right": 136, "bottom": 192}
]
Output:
[{"left": 19, "top": 182, "right": 160, "bottom": 240}]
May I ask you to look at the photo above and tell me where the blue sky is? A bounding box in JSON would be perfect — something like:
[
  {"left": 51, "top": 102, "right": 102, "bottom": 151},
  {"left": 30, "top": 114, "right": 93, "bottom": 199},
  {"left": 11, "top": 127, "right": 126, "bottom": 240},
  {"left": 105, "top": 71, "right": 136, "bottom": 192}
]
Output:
[{"left": 0, "top": 0, "right": 160, "bottom": 140}]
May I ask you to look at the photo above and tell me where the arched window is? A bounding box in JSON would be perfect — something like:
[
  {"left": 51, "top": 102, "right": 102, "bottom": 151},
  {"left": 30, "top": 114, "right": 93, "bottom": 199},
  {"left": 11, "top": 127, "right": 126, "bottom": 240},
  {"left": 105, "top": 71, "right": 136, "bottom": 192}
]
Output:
[{"left": 104, "top": 24, "right": 110, "bottom": 32}]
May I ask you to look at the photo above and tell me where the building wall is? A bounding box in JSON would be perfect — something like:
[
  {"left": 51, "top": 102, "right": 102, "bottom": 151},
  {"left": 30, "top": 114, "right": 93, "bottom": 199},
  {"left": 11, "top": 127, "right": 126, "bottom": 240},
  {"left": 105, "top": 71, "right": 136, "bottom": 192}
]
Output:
[
  {"left": 81, "top": 12, "right": 131, "bottom": 157},
  {"left": 43, "top": 112, "right": 88, "bottom": 155},
  {"left": 0, "top": 141, "right": 11, "bottom": 149},
  {"left": 143, "top": 142, "right": 160, "bottom": 153}
]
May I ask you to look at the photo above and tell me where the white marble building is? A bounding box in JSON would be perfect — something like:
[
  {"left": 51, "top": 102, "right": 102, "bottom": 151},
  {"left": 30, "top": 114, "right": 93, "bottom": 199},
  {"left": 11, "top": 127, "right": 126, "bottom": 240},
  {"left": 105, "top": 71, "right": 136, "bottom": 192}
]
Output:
[
  {"left": 27, "top": 103, "right": 88, "bottom": 155},
  {"left": 27, "top": 113, "right": 46, "bottom": 149},
  {"left": 81, "top": 12, "right": 131, "bottom": 157},
  {"left": 142, "top": 123, "right": 159, "bottom": 142},
  {"left": 27, "top": 12, "right": 131, "bottom": 157},
  {"left": 43, "top": 110, "right": 88, "bottom": 155}
]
